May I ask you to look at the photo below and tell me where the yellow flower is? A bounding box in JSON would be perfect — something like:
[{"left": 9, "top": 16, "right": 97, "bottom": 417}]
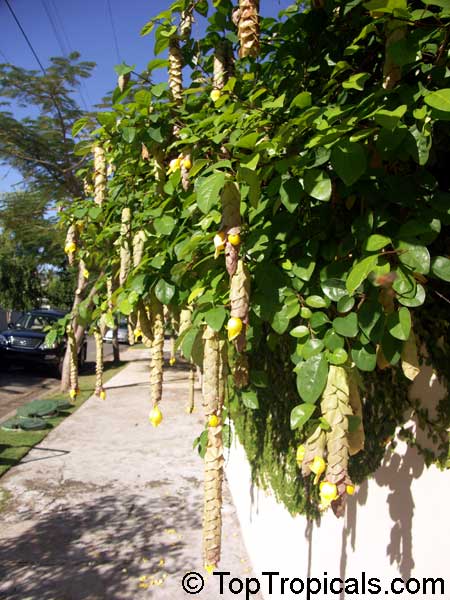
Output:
[
  {"left": 346, "top": 484, "right": 355, "bottom": 496},
  {"left": 210, "top": 89, "right": 221, "bottom": 102},
  {"left": 205, "top": 564, "right": 216, "bottom": 574},
  {"left": 169, "top": 356, "right": 176, "bottom": 366},
  {"left": 228, "top": 232, "right": 241, "bottom": 246},
  {"left": 310, "top": 455, "right": 326, "bottom": 484},
  {"left": 167, "top": 157, "right": 182, "bottom": 174},
  {"left": 64, "top": 241, "right": 76, "bottom": 254},
  {"left": 296, "top": 444, "right": 305, "bottom": 466},
  {"left": 319, "top": 481, "right": 338, "bottom": 509},
  {"left": 134, "top": 327, "right": 142, "bottom": 342},
  {"left": 227, "top": 316, "right": 243, "bottom": 341},
  {"left": 69, "top": 388, "right": 77, "bottom": 399},
  {"left": 82, "top": 268, "right": 90, "bottom": 279},
  {"left": 182, "top": 157, "right": 192, "bottom": 170},
  {"left": 100, "top": 390, "right": 106, "bottom": 400},
  {"left": 208, "top": 414, "right": 220, "bottom": 427},
  {"left": 214, "top": 231, "right": 226, "bottom": 259},
  {"left": 149, "top": 405, "right": 163, "bottom": 427}
]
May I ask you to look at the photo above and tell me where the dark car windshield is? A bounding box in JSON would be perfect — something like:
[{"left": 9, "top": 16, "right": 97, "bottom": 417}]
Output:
[{"left": 14, "top": 313, "right": 58, "bottom": 332}]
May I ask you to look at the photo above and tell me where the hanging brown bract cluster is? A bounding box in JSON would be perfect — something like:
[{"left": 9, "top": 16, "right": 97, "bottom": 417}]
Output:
[
  {"left": 220, "top": 181, "right": 241, "bottom": 277},
  {"left": 94, "top": 327, "right": 104, "bottom": 397},
  {"left": 119, "top": 207, "right": 132, "bottom": 286},
  {"left": 320, "top": 366, "right": 357, "bottom": 517},
  {"left": 168, "top": 37, "right": 183, "bottom": 103},
  {"left": 202, "top": 326, "right": 226, "bottom": 569},
  {"left": 237, "top": 0, "right": 260, "bottom": 58},
  {"left": 213, "top": 39, "right": 234, "bottom": 90},
  {"left": 93, "top": 145, "right": 107, "bottom": 206},
  {"left": 230, "top": 259, "right": 251, "bottom": 352},
  {"left": 150, "top": 295, "right": 164, "bottom": 409}
]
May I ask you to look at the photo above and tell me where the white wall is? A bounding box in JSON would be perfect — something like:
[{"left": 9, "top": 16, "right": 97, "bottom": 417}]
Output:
[{"left": 225, "top": 364, "right": 450, "bottom": 600}]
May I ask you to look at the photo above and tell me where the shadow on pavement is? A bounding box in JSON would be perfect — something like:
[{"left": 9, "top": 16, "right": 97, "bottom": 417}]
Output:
[{"left": 0, "top": 491, "right": 202, "bottom": 599}]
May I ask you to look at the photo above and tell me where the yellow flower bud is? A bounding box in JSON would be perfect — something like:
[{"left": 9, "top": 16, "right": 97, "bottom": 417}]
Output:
[
  {"left": 208, "top": 414, "right": 220, "bottom": 427},
  {"left": 205, "top": 564, "right": 216, "bottom": 574},
  {"left": 167, "top": 157, "right": 182, "bottom": 174},
  {"left": 319, "top": 481, "right": 338, "bottom": 509},
  {"left": 310, "top": 455, "right": 326, "bottom": 484},
  {"left": 169, "top": 356, "right": 176, "bottom": 366},
  {"left": 346, "top": 484, "right": 355, "bottom": 496},
  {"left": 149, "top": 405, "right": 163, "bottom": 427},
  {"left": 134, "top": 328, "right": 142, "bottom": 342},
  {"left": 182, "top": 157, "right": 192, "bottom": 170},
  {"left": 227, "top": 316, "right": 243, "bottom": 341},
  {"left": 100, "top": 390, "right": 106, "bottom": 400},
  {"left": 296, "top": 444, "right": 305, "bottom": 466},
  {"left": 82, "top": 268, "right": 90, "bottom": 279},
  {"left": 228, "top": 232, "right": 241, "bottom": 246},
  {"left": 69, "top": 388, "right": 77, "bottom": 399},
  {"left": 214, "top": 231, "right": 226, "bottom": 259},
  {"left": 64, "top": 242, "right": 76, "bottom": 254},
  {"left": 210, "top": 89, "right": 221, "bottom": 102}
]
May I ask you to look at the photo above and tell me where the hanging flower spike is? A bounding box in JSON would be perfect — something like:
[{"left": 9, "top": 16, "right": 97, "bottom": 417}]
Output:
[
  {"left": 238, "top": 0, "right": 260, "bottom": 58},
  {"left": 168, "top": 37, "right": 183, "bottom": 103}
]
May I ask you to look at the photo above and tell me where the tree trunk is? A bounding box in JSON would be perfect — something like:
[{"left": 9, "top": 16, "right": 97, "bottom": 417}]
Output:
[{"left": 112, "top": 326, "right": 120, "bottom": 363}]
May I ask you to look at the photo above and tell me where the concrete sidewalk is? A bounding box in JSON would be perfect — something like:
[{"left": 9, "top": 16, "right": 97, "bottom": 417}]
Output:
[{"left": 0, "top": 348, "right": 261, "bottom": 599}]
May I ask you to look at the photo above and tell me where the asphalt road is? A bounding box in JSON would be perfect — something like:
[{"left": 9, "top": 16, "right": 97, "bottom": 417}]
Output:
[{"left": 0, "top": 338, "right": 114, "bottom": 421}]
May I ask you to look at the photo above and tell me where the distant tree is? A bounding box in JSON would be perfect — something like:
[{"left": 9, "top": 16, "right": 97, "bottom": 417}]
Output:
[{"left": 0, "top": 52, "right": 95, "bottom": 201}]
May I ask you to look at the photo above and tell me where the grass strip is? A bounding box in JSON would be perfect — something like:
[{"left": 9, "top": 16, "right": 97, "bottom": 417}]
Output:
[{"left": 0, "top": 361, "right": 126, "bottom": 478}]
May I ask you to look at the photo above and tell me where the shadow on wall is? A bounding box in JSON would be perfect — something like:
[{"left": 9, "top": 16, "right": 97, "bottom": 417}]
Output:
[
  {"left": 0, "top": 491, "right": 202, "bottom": 599},
  {"left": 335, "top": 361, "right": 447, "bottom": 596}
]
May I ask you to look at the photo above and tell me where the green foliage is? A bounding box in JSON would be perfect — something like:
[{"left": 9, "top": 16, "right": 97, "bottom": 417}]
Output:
[{"left": 61, "top": 0, "right": 450, "bottom": 513}]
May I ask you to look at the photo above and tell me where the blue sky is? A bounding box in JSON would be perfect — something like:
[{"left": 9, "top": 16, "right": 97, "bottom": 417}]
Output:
[{"left": 0, "top": 0, "right": 293, "bottom": 192}]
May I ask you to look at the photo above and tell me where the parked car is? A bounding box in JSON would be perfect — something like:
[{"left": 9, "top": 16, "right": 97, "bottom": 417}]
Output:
[
  {"left": 103, "top": 317, "right": 129, "bottom": 344},
  {"left": 0, "top": 309, "right": 87, "bottom": 377}
]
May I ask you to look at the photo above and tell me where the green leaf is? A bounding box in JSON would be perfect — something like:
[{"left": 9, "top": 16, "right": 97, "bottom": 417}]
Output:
[
  {"left": 303, "top": 169, "right": 331, "bottom": 202},
  {"left": 290, "top": 91, "right": 312, "bottom": 109},
  {"left": 271, "top": 308, "right": 291, "bottom": 334},
  {"left": 195, "top": 172, "right": 226, "bottom": 214},
  {"left": 306, "top": 295, "right": 328, "bottom": 308},
  {"left": 331, "top": 142, "right": 367, "bottom": 186},
  {"left": 381, "top": 331, "right": 403, "bottom": 365},
  {"left": 154, "top": 215, "right": 175, "bottom": 236},
  {"left": 204, "top": 307, "right": 227, "bottom": 331},
  {"left": 104, "top": 311, "right": 115, "bottom": 329},
  {"left": 324, "top": 329, "right": 345, "bottom": 351},
  {"left": 130, "top": 274, "right": 147, "bottom": 295},
  {"left": 328, "top": 348, "right": 348, "bottom": 365},
  {"left": 358, "top": 300, "right": 384, "bottom": 343},
  {"left": 121, "top": 127, "right": 136, "bottom": 143},
  {"left": 302, "top": 338, "right": 325, "bottom": 359},
  {"left": 373, "top": 105, "right": 407, "bottom": 131},
  {"left": 424, "top": 89, "right": 450, "bottom": 113},
  {"left": 397, "top": 283, "right": 425, "bottom": 307},
  {"left": 337, "top": 295, "right": 355, "bottom": 313},
  {"left": 290, "top": 325, "right": 310, "bottom": 338},
  {"left": 386, "top": 307, "right": 411, "bottom": 341},
  {"left": 333, "top": 313, "right": 358, "bottom": 337},
  {"left": 280, "top": 178, "right": 302, "bottom": 213},
  {"left": 72, "top": 117, "right": 89, "bottom": 137},
  {"left": 290, "top": 403, "right": 316, "bottom": 430},
  {"left": 296, "top": 354, "right": 329, "bottom": 404},
  {"left": 397, "top": 241, "right": 430, "bottom": 274},
  {"left": 321, "top": 278, "right": 347, "bottom": 301},
  {"left": 181, "top": 326, "right": 199, "bottom": 360},
  {"left": 351, "top": 343, "right": 377, "bottom": 371},
  {"left": 431, "top": 256, "right": 450, "bottom": 282},
  {"left": 310, "top": 312, "right": 330, "bottom": 329},
  {"left": 118, "top": 298, "right": 132, "bottom": 316},
  {"left": 346, "top": 255, "right": 378, "bottom": 294},
  {"left": 155, "top": 279, "right": 175, "bottom": 304},
  {"left": 342, "top": 72, "right": 370, "bottom": 91},
  {"left": 364, "top": 234, "right": 391, "bottom": 251},
  {"left": 242, "top": 390, "right": 259, "bottom": 410}
]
